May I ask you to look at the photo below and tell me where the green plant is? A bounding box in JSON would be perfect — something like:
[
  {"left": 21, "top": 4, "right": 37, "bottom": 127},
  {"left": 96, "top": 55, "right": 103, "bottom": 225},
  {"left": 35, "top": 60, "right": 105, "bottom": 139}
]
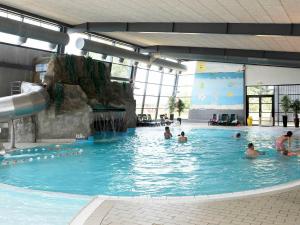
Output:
[
  {"left": 96, "top": 61, "right": 106, "bottom": 95},
  {"left": 291, "top": 99, "right": 300, "bottom": 118},
  {"left": 64, "top": 55, "right": 77, "bottom": 84},
  {"left": 281, "top": 95, "right": 291, "bottom": 115},
  {"left": 54, "top": 82, "right": 64, "bottom": 112},
  {"left": 168, "top": 96, "right": 176, "bottom": 114},
  {"left": 84, "top": 56, "right": 94, "bottom": 79},
  {"left": 122, "top": 82, "right": 127, "bottom": 91},
  {"left": 176, "top": 99, "right": 185, "bottom": 117}
]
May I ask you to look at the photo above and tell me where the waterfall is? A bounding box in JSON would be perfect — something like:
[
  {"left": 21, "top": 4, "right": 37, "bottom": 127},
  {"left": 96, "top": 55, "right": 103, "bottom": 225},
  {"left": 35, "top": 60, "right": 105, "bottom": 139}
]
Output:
[{"left": 93, "top": 110, "right": 127, "bottom": 132}]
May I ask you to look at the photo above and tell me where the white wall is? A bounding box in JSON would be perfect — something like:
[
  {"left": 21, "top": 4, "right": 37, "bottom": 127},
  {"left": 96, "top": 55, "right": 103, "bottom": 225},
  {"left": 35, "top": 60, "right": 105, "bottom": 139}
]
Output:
[{"left": 246, "top": 65, "right": 300, "bottom": 86}]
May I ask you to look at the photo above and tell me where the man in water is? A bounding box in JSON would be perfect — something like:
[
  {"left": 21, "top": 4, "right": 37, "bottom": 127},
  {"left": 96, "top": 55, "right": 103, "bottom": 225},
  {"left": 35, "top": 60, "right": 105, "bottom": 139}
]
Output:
[
  {"left": 178, "top": 131, "right": 187, "bottom": 143},
  {"left": 245, "top": 143, "right": 265, "bottom": 158},
  {"left": 164, "top": 127, "right": 172, "bottom": 139}
]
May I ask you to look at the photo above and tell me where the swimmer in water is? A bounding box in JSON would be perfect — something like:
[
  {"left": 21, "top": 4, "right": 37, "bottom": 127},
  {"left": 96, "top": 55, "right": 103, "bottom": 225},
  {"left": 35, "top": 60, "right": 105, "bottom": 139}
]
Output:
[
  {"left": 233, "top": 132, "right": 241, "bottom": 138},
  {"left": 245, "top": 143, "right": 265, "bottom": 158},
  {"left": 178, "top": 131, "right": 187, "bottom": 143},
  {"left": 164, "top": 126, "right": 172, "bottom": 139},
  {"left": 282, "top": 149, "right": 300, "bottom": 156}
]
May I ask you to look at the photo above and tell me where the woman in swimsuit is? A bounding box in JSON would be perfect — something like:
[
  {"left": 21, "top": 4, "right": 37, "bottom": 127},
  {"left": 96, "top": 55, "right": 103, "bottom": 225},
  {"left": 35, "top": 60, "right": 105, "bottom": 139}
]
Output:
[{"left": 275, "top": 131, "right": 293, "bottom": 151}]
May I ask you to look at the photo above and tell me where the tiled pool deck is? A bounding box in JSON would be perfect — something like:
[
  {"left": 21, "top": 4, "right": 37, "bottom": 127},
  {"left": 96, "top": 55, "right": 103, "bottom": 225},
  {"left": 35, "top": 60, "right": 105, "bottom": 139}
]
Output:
[{"left": 72, "top": 186, "right": 300, "bottom": 225}]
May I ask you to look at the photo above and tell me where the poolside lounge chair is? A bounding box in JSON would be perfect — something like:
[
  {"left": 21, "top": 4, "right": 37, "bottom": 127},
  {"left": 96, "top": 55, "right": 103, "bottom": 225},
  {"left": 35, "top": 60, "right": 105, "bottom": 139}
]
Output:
[
  {"left": 136, "top": 114, "right": 159, "bottom": 127},
  {"left": 218, "top": 114, "right": 229, "bottom": 126},
  {"left": 146, "top": 114, "right": 160, "bottom": 126},
  {"left": 137, "top": 114, "right": 144, "bottom": 126},
  {"left": 208, "top": 114, "right": 219, "bottom": 126},
  {"left": 229, "top": 114, "right": 239, "bottom": 126}
]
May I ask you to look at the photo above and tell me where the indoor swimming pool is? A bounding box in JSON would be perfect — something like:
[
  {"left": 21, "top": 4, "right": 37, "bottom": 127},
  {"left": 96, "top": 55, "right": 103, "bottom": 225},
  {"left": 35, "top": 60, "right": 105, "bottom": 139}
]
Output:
[{"left": 1, "top": 127, "right": 300, "bottom": 197}]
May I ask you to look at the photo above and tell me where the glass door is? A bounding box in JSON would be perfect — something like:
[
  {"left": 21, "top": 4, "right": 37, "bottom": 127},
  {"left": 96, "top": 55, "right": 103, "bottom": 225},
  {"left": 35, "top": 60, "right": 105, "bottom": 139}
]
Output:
[
  {"left": 247, "top": 95, "right": 274, "bottom": 126},
  {"left": 248, "top": 96, "right": 260, "bottom": 125},
  {"left": 260, "top": 96, "right": 273, "bottom": 126}
]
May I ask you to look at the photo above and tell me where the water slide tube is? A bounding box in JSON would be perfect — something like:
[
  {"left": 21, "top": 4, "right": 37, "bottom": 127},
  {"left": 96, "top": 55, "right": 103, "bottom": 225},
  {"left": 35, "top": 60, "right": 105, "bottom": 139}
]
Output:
[{"left": 0, "top": 82, "right": 48, "bottom": 122}]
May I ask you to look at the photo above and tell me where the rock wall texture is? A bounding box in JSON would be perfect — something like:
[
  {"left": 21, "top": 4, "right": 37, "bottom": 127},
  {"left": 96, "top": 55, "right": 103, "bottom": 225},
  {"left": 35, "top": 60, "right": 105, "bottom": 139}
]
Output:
[
  {"left": 36, "top": 84, "right": 92, "bottom": 139},
  {"left": 15, "top": 55, "right": 136, "bottom": 141}
]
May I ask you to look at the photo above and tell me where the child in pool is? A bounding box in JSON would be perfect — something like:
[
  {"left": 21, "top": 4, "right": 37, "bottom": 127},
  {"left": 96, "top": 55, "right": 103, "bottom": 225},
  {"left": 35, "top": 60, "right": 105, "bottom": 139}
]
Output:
[
  {"left": 245, "top": 143, "right": 265, "bottom": 158},
  {"left": 164, "top": 126, "right": 172, "bottom": 139},
  {"left": 275, "top": 131, "right": 293, "bottom": 151},
  {"left": 178, "top": 131, "right": 187, "bottom": 143}
]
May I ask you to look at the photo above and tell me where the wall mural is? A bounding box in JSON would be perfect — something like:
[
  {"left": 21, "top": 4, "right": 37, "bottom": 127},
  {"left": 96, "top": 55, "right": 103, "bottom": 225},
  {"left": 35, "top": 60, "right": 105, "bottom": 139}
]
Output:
[{"left": 191, "top": 62, "right": 244, "bottom": 110}]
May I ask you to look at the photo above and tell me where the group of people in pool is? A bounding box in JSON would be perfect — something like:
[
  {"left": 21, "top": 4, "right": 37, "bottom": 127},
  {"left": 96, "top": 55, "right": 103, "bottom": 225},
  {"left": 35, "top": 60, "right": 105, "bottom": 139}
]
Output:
[
  {"left": 164, "top": 127, "right": 300, "bottom": 153},
  {"left": 242, "top": 131, "right": 300, "bottom": 158},
  {"left": 164, "top": 127, "right": 187, "bottom": 143}
]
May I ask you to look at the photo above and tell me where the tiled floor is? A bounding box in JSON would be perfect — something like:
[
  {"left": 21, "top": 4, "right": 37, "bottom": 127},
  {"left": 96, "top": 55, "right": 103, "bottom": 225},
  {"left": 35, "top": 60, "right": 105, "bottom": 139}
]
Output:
[{"left": 92, "top": 188, "right": 300, "bottom": 225}]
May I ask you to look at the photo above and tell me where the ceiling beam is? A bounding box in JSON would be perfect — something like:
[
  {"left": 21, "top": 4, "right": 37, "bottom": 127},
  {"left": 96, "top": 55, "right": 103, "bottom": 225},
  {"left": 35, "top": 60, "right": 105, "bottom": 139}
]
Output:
[
  {"left": 142, "top": 46, "right": 300, "bottom": 68},
  {"left": 142, "top": 46, "right": 300, "bottom": 61},
  {"left": 71, "top": 22, "right": 300, "bottom": 36}
]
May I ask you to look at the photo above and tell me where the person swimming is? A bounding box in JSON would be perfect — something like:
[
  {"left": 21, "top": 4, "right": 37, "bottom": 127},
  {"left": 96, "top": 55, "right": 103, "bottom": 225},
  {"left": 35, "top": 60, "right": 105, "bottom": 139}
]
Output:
[
  {"left": 164, "top": 126, "right": 172, "bottom": 139},
  {"left": 282, "top": 149, "right": 300, "bottom": 156},
  {"left": 178, "top": 131, "right": 187, "bottom": 143},
  {"left": 245, "top": 143, "right": 265, "bottom": 158},
  {"left": 275, "top": 131, "right": 293, "bottom": 151},
  {"left": 234, "top": 132, "right": 241, "bottom": 138}
]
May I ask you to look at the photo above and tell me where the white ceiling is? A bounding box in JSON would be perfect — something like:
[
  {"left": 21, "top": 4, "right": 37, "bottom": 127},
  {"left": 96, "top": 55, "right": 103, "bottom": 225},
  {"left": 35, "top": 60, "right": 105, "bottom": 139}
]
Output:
[
  {"left": 103, "top": 32, "right": 300, "bottom": 53},
  {"left": 1, "top": 0, "right": 300, "bottom": 24},
  {"left": 2, "top": 0, "right": 300, "bottom": 54}
]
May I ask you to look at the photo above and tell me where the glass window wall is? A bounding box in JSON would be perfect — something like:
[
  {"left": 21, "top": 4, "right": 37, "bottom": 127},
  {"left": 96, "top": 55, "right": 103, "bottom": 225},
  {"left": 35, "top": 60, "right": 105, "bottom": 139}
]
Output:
[{"left": 0, "top": 9, "right": 61, "bottom": 52}]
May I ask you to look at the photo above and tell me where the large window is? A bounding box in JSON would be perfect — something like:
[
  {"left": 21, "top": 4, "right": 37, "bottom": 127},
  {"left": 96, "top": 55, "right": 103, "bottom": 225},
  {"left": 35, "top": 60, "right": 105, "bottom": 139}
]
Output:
[
  {"left": 175, "top": 61, "right": 196, "bottom": 119},
  {"left": 65, "top": 33, "right": 135, "bottom": 83},
  {"left": 0, "top": 8, "right": 61, "bottom": 52},
  {"left": 111, "top": 63, "right": 132, "bottom": 80},
  {"left": 134, "top": 66, "right": 176, "bottom": 120}
]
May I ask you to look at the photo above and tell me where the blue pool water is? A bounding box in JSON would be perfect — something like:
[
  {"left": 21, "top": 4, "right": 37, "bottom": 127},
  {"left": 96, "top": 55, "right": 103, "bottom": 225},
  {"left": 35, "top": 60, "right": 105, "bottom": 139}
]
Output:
[
  {"left": 1, "top": 127, "right": 300, "bottom": 196},
  {"left": 0, "top": 184, "right": 90, "bottom": 225}
]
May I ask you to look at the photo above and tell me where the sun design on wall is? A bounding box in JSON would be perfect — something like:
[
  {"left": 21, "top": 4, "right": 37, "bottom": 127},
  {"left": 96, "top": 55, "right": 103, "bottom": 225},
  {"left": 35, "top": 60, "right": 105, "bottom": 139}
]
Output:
[{"left": 227, "top": 91, "right": 234, "bottom": 97}]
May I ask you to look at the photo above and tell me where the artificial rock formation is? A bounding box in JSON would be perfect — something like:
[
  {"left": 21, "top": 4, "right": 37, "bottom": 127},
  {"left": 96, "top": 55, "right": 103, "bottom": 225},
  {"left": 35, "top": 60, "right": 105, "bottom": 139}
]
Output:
[{"left": 15, "top": 55, "right": 136, "bottom": 141}]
